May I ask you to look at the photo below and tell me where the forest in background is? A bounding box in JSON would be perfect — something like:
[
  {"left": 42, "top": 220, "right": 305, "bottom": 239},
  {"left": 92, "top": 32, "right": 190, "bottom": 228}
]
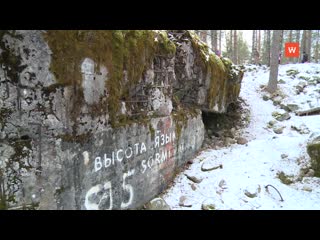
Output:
[{"left": 194, "top": 30, "right": 320, "bottom": 65}]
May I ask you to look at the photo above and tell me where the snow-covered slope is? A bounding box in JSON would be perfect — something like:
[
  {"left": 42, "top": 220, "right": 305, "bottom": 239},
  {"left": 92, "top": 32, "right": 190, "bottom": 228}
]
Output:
[{"left": 161, "top": 63, "right": 320, "bottom": 210}]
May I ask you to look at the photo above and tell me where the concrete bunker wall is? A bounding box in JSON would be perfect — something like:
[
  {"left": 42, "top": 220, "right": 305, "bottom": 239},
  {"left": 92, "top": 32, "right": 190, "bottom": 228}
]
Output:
[{"left": 0, "top": 30, "right": 242, "bottom": 209}]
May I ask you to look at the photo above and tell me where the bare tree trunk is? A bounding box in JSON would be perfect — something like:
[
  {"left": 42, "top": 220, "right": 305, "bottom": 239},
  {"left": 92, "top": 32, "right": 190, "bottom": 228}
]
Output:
[
  {"left": 200, "top": 30, "right": 207, "bottom": 43},
  {"left": 302, "top": 30, "right": 307, "bottom": 54},
  {"left": 287, "top": 30, "right": 293, "bottom": 63},
  {"left": 258, "top": 30, "right": 261, "bottom": 54},
  {"left": 219, "top": 30, "right": 222, "bottom": 53},
  {"left": 315, "top": 30, "right": 319, "bottom": 63},
  {"left": 307, "top": 30, "right": 312, "bottom": 62},
  {"left": 267, "top": 30, "right": 281, "bottom": 94},
  {"left": 279, "top": 30, "right": 284, "bottom": 64},
  {"left": 230, "top": 30, "right": 233, "bottom": 59},
  {"left": 289, "top": 30, "right": 292, "bottom": 42},
  {"left": 211, "top": 30, "right": 218, "bottom": 51},
  {"left": 251, "top": 30, "right": 256, "bottom": 63},
  {"left": 267, "top": 30, "right": 271, "bottom": 66},
  {"left": 295, "top": 30, "right": 301, "bottom": 63},
  {"left": 233, "top": 30, "right": 238, "bottom": 64}
]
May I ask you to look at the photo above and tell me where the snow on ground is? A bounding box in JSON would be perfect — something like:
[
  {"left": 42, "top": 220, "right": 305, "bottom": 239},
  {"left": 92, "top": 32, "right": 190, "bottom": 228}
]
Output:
[{"left": 161, "top": 63, "right": 320, "bottom": 210}]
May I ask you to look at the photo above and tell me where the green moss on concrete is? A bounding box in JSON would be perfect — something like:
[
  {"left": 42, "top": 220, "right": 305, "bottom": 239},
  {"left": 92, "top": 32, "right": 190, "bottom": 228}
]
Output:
[
  {"left": 3, "top": 137, "right": 33, "bottom": 207},
  {"left": 0, "top": 30, "right": 26, "bottom": 84},
  {"left": 149, "top": 123, "right": 155, "bottom": 139},
  {"left": 172, "top": 107, "right": 199, "bottom": 142},
  {"left": 42, "top": 83, "right": 68, "bottom": 96},
  {"left": 44, "top": 30, "right": 176, "bottom": 128},
  {"left": 0, "top": 198, "right": 7, "bottom": 210},
  {"left": 188, "top": 31, "right": 239, "bottom": 111},
  {"left": 58, "top": 132, "right": 93, "bottom": 145}
]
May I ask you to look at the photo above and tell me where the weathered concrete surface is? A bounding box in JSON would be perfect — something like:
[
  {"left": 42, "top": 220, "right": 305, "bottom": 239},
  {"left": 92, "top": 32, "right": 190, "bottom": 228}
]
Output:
[{"left": 0, "top": 30, "right": 242, "bottom": 209}]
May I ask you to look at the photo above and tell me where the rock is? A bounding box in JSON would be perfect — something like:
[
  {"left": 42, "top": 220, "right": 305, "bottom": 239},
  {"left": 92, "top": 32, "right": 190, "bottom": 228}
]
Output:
[
  {"left": 145, "top": 198, "right": 171, "bottom": 210},
  {"left": 179, "top": 196, "right": 192, "bottom": 207},
  {"left": 218, "top": 179, "right": 227, "bottom": 189},
  {"left": 295, "top": 82, "right": 307, "bottom": 93},
  {"left": 286, "top": 69, "right": 299, "bottom": 77},
  {"left": 262, "top": 95, "right": 270, "bottom": 101},
  {"left": 267, "top": 120, "right": 277, "bottom": 128},
  {"left": 313, "top": 76, "right": 320, "bottom": 83},
  {"left": 307, "top": 135, "right": 320, "bottom": 177},
  {"left": 291, "top": 124, "right": 310, "bottom": 134},
  {"left": 272, "top": 111, "right": 281, "bottom": 117},
  {"left": 244, "top": 185, "right": 261, "bottom": 198},
  {"left": 201, "top": 199, "right": 216, "bottom": 210},
  {"left": 272, "top": 96, "right": 283, "bottom": 105},
  {"left": 302, "top": 186, "right": 312, "bottom": 192},
  {"left": 286, "top": 104, "right": 299, "bottom": 112},
  {"left": 281, "top": 154, "right": 288, "bottom": 159},
  {"left": 280, "top": 104, "right": 291, "bottom": 112},
  {"left": 273, "top": 126, "right": 285, "bottom": 134},
  {"left": 236, "top": 137, "right": 248, "bottom": 145},
  {"left": 185, "top": 174, "right": 203, "bottom": 183},
  {"left": 277, "top": 171, "right": 294, "bottom": 185},
  {"left": 225, "top": 137, "right": 236, "bottom": 145},
  {"left": 275, "top": 112, "right": 291, "bottom": 121},
  {"left": 201, "top": 161, "right": 223, "bottom": 172},
  {"left": 191, "top": 184, "right": 197, "bottom": 191},
  {"left": 305, "top": 169, "right": 315, "bottom": 177}
]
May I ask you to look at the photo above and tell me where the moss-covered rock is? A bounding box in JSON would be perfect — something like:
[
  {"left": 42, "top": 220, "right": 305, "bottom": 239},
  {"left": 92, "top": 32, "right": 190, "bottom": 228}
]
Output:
[
  {"left": 277, "top": 171, "right": 294, "bottom": 185},
  {"left": 307, "top": 136, "right": 320, "bottom": 177},
  {"left": 286, "top": 69, "right": 299, "bottom": 77}
]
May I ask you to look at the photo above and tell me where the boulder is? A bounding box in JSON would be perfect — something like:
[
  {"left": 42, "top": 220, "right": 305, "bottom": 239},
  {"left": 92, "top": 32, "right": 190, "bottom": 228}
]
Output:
[
  {"left": 179, "top": 196, "right": 192, "bottom": 207},
  {"left": 273, "top": 125, "right": 285, "bottom": 134},
  {"left": 145, "top": 198, "right": 171, "bottom": 210},
  {"left": 286, "top": 104, "right": 299, "bottom": 112},
  {"left": 218, "top": 179, "right": 227, "bottom": 189},
  {"left": 244, "top": 185, "right": 261, "bottom": 198},
  {"left": 307, "top": 134, "right": 320, "bottom": 177},
  {"left": 236, "top": 137, "right": 248, "bottom": 145},
  {"left": 273, "top": 112, "right": 291, "bottom": 121},
  {"left": 201, "top": 199, "right": 216, "bottom": 210}
]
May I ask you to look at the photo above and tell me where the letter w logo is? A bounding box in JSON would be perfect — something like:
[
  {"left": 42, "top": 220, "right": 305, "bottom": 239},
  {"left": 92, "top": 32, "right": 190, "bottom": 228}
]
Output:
[
  {"left": 285, "top": 43, "right": 299, "bottom": 58},
  {"left": 288, "top": 47, "right": 296, "bottom": 53}
]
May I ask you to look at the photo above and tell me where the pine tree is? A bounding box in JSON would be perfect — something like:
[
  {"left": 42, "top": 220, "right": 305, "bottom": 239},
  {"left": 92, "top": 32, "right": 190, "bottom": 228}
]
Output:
[
  {"left": 211, "top": 30, "right": 218, "bottom": 52},
  {"left": 307, "top": 30, "right": 312, "bottom": 62},
  {"left": 251, "top": 30, "right": 256, "bottom": 63},
  {"left": 295, "top": 30, "right": 301, "bottom": 63},
  {"left": 233, "top": 30, "right": 238, "bottom": 64},
  {"left": 219, "top": 30, "right": 222, "bottom": 54},
  {"left": 315, "top": 30, "right": 320, "bottom": 63},
  {"left": 267, "top": 30, "right": 281, "bottom": 94}
]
